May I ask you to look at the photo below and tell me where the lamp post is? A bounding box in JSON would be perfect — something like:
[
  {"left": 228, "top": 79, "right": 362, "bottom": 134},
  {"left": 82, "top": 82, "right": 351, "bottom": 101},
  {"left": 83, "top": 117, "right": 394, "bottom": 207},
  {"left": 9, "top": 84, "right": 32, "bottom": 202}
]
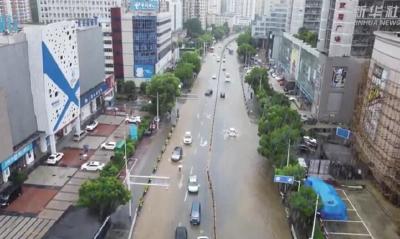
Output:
[
  {"left": 124, "top": 115, "right": 132, "bottom": 219},
  {"left": 156, "top": 91, "right": 159, "bottom": 130}
]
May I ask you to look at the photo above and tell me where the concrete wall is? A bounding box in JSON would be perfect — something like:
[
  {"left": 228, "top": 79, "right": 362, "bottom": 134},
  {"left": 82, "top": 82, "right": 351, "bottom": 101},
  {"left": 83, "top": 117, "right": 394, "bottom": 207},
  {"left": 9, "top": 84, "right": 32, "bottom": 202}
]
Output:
[
  {"left": 318, "top": 56, "right": 367, "bottom": 124},
  {"left": 0, "top": 41, "right": 37, "bottom": 146},
  {"left": 0, "top": 88, "right": 13, "bottom": 161},
  {"left": 77, "top": 27, "right": 106, "bottom": 94}
]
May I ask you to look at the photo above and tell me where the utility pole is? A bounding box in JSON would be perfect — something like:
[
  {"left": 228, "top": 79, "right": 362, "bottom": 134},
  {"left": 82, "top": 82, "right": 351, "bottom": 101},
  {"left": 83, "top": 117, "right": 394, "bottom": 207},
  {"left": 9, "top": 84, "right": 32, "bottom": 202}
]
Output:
[
  {"left": 287, "top": 138, "right": 291, "bottom": 166},
  {"left": 310, "top": 194, "right": 319, "bottom": 239},
  {"left": 124, "top": 121, "right": 132, "bottom": 219},
  {"left": 156, "top": 91, "right": 159, "bottom": 129}
]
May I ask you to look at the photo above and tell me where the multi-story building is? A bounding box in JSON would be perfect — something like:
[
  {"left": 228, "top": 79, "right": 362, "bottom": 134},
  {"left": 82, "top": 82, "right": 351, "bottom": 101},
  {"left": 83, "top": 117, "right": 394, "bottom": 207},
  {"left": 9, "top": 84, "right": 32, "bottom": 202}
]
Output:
[
  {"left": 233, "top": 0, "right": 255, "bottom": 19},
  {"left": 289, "top": 0, "right": 323, "bottom": 34},
  {"left": 353, "top": 31, "right": 400, "bottom": 206},
  {"left": 165, "top": 0, "right": 183, "bottom": 32},
  {"left": 0, "top": 21, "right": 113, "bottom": 184},
  {"left": 111, "top": 7, "right": 172, "bottom": 83},
  {"left": 36, "top": 0, "right": 121, "bottom": 24},
  {"left": 0, "top": 0, "right": 31, "bottom": 23},
  {"left": 276, "top": 32, "right": 366, "bottom": 124},
  {"left": 208, "top": 0, "right": 221, "bottom": 15},
  {"left": 0, "top": 32, "right": 37, "bottom": 183},
  {"left": 251, "top": 0, "right": 291, "bottom": 38},
  {"left": 183, "top": 0, "right": 207, "bottom": 29}
]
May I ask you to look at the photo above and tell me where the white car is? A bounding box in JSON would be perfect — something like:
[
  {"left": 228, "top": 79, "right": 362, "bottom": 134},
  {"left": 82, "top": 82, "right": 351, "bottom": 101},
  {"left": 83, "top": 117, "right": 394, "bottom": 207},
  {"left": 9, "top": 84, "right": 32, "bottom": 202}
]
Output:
[
  {"left": 211, "top": 75, "right": 217, "bottom": 80},
  {"left": 222, "top": 59, "right": 226, "bottom": 63},
  {"left": 225, "top": 77, "right": 231, "bottom": 83},
  {"left": 272, "top": 73, "right": 277, "bottom": 78},
  {"left": 303, "top": 136, "right": 317, "bottom": 148},
  {"left": 227, "top": 128, "right": 238, "bottom": 137},
  {"left": 197, "top": 237, "right": 209, "bottom": 239},
  {"left": 225, "top": 73, "right": 230, "bottom": 78},
  {"left": 86, "top": 120, "right": 99, "bottom": 131},
  {"left": 46, "top": 153, "right": 64, "bottom": 165},
  {"left": 81, "top": 161, "right": 105, "bottom": 171},
  {"left": 300, "top": 113, "right": 309, "bottom": 122},
  {"left": 125, "top": 116, "right": 141, "bottom": 124},
  {"left": 101, "top": 141, "right": 116, "bottom": 150},
  {"left": 216, "top": 57, "right": 220, "bottom": 62},
  {"left": 183, "top": 131, "right": 192, "bottom": 145},
  {"left": 188, "top": 175, "right": 200, "bottom": 193}
]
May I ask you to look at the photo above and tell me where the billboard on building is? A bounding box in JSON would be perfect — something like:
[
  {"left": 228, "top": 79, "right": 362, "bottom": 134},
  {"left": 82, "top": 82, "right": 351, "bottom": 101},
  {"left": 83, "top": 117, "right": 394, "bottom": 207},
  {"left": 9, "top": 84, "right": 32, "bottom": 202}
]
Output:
[
  {"left": 129, "top": 0, "right": 159, "bottom": 11},
  {"left": 356, "top": 2, "right": 400, "bottom": 26},
  {"left": 134, "top": 64, "right": 155, "bottom": 78},
  {"left": 331, "top": 67, "right": 347, "bottom": 88},
  {"left": 289, "top": 46, "right": 300, "bottom": 81}
]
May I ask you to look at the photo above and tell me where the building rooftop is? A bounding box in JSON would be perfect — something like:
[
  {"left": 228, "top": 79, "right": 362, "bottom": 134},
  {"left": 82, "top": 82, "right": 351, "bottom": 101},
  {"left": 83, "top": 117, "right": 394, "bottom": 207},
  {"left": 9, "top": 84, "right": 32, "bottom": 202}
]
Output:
[{"left": 374, "top": 31, "right": 400, "bottom": 44}]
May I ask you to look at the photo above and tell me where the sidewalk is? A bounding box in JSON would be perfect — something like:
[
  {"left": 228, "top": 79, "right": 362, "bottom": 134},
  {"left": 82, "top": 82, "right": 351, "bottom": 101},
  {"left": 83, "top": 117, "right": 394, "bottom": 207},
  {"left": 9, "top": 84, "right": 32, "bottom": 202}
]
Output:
[{"left": 105, "top": 119, "right": 172, "bottom": 239}]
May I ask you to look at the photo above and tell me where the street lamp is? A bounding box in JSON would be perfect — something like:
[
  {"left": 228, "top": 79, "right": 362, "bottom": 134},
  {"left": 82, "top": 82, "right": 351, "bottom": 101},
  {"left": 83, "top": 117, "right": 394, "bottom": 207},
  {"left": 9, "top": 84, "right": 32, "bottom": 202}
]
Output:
[
  {"left": 309, "top": 194, "right": 320, "bottom": 239},
  {"left": 148, "top": 92, "right": 160, "bottom": 130}
]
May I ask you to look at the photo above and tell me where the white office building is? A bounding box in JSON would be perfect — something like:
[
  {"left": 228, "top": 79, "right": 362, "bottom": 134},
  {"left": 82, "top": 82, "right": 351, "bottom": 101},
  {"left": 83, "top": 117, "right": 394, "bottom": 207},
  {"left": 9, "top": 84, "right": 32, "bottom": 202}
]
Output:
[
  {"left": 166, "top": 0, "right": 183, "bottom": 32},
  {"left": 36, "top": 0, "right": 121, "bottom": 24}
]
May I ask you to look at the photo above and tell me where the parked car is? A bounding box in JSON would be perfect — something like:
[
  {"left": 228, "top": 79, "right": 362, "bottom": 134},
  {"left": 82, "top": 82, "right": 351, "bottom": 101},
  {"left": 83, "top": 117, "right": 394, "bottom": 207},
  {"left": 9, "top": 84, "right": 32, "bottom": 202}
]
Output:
[
  {"left": 171, "top": 146, "right": 183, "bottom": 161},
  {"left": 188, "top": 175, "right": 200, "bottom": 193},
  {"left": 225, "top": 73, "right": 230, "bottom": 78},
  {"left": 73, "top": 130, "right": 87, "bottom": 142},
  {"left": 85, "top": 120, "right": 99, "bottom": 131},
  {"left": 300, "top": 113, "right": 309, "bottom": 122},
  {"left": 81, "top": 161, "right": 105, "bottom": 171},
  {"left": 303, "top": 136, "right": 318, "bottom": 148},
  {"left": 224, "top": 77, "right": 231, "bottom": 83},
  {"left": 101, "top": 141, "right": 116, "bottom": 150},
  {"left": 211, "top": 75, "right": 217, "bottom": 80},
  {"left": 222, "top": 67, "right": 226, "bottom": 71},
  {"left": 220, "top": 92, "right": 225, "bottom": 98},
  {"left": 0, "top": 184, "right": 22, "bottom": 208},
  {"left": 183, "top": 132, "right": 192, "bottom": 145},
  {"left": 204, "top": 89, "right": 213, "bottom": 96},
  {"left": 175, "top": 226, "right": 187, "bottom": 239},
  {"left": 216, "top": 57, "right": 220, "bottom": 62},
  {"left": 227, "top": 128, "right": 238, "bottom": 137},
  {"left": 125, "top": 116, "right": 141, "bottom": 124},
  {"left": 46, "top": 152, "right": 64, "bottom": 165},
  {"left": 190, "top": 201, "right": 201, "bottom": 225}
]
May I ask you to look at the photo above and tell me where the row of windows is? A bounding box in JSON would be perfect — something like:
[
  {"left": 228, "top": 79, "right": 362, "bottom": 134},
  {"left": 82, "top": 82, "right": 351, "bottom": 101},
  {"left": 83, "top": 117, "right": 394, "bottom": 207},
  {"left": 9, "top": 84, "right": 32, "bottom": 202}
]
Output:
[{"left": 41, "top": 13, "right": 110, "bottom": 19}]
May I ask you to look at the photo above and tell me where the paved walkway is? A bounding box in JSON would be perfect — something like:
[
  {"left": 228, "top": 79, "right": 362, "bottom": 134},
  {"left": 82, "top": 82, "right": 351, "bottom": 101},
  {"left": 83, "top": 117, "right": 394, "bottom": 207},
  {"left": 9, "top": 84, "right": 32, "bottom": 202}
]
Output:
[{"left": 0, "top": 215, "right": 55, "bottom": 239}]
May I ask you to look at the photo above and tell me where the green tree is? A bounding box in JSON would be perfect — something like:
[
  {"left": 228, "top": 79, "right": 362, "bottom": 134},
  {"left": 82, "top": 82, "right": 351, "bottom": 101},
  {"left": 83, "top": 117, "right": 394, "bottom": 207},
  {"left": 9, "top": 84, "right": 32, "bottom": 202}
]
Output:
[
  {"left": 100, "top": 163, "right": 120, "bottom": 178},
  {"left": 139, "top": 82, "right": 148, "bottom": 95},
  {"left": 146, "top": 73, "right": 181, "bottom": 115},
  {"left": 258, "top": 105, "right": 301, "bottom": 135},
  {"left": 197, "top": 32, "right": 213, "bottom": 45},
  {"left": 78, "top": 177, "right": 131, "bottom": 220},
  {"left": 295, "top": 27, "right": 317, "bottom": 47},
  {"left": 212, "top": 26, "right": 225, "bottom": 41},
  {"left": 237, "top": 43, "right": 256, "bottom": 62},
  {"left": 258, "top": 125, "right": 301, "bottom": 166},
  {"left": 245, "top": 67, "right": 269, "bottom": 93},
  {"left": 289, "top": 187, "right": 322, "bottom": 236},
  {"left": 184, "top": 18, "right": 203, "bottom": 38},
  {"left": 236, "top": 32, "right": 252, "bottom": 46},
  {"left": 123, "top": 81, "right": 136, "bottom": 100},
  {"left": 223, "top": 22, "right": 230, "bottom": 36},
  {"left": 275, "top": 164, "right": 306, "bottom": 181},
  {"left": 174, "top": 62, "right": 195, "bottom": 88},
  {"left": 180, "top": 51, "right": 201, "bottom": 73}
]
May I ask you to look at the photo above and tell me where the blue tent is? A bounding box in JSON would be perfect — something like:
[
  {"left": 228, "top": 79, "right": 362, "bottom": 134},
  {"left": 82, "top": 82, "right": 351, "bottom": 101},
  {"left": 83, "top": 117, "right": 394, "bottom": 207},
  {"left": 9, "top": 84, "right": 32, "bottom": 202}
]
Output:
[{"left": 305, "top": 177, "right": 348, "bottom": 220}]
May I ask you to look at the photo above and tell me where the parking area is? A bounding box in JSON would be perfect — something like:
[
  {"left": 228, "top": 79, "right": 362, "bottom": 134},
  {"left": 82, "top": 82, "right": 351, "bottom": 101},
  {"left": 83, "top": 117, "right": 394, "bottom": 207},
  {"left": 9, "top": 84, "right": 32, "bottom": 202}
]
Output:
[
  {"left": 321, "top": 187, "right": 400, "bottom": 239},
  {"left": 25, "top": 166, "right": 77, "bottom": 187},
  {"left": 88, "top": 123, "right": 119, "bottom": 137},
  {"left": 68, "top": 135, "right": 106, "bottom": 150},
  {"left": 58, "top": 148, "right": 96, "bottom": 168},
  {"left": 3, "top": 186, "right": 58, "bottom": 215}
]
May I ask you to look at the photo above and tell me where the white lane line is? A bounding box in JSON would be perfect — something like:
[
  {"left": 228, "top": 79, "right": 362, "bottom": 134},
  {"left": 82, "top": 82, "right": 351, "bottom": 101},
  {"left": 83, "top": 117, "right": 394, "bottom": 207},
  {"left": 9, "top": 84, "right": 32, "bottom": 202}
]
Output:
[
  {"left": 197, "top": 113, "right": 200, "bottom": 119},
  {"left": 190, "top": 166, "right": 193, "bottom": 175},
  {"left": 178, "top": 173, "right": 184, "bottom": 189},
  {"left": 184, "top": 191, "right": 188, "bottom": 202}
]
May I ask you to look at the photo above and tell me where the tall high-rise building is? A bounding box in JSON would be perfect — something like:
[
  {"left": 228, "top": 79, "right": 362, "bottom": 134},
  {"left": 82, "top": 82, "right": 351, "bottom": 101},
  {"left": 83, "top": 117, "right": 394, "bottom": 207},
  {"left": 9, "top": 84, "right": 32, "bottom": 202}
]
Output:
[
  {"left": 183, "top": 0, "right": 207, "bottom": 29},
  {"left": 234, "top": 0, "right": 255, "bottom": 19},
  {"left": 0, "top": 0, "right": 31, "bottom": 23},
  {"left": 353, "top": 31, "right": 400, "bottom": 206},
  {"left": 208, "top": 0, "right": 221, "bottom": 15},
  {"left": 165, "top": 0, "right": 183, "bottom": 32}
]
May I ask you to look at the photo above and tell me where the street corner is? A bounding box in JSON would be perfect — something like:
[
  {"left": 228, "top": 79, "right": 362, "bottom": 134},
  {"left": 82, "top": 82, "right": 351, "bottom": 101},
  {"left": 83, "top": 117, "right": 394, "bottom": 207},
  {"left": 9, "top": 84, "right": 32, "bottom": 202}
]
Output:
[
  {"left": 88, "top": 123, "right": 119, "bottom": 137},
  {"left": 58, "top": 148, "right": 96, "bottom": 168},
  {"left": 2, "top": 185, "right": 58, "bottom": 215}
]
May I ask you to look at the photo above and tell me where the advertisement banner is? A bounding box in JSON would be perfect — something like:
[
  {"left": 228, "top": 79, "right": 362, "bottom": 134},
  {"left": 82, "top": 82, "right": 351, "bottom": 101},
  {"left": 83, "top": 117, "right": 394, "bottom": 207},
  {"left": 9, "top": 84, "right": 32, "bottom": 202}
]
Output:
[
  {"left": 129, "top": 0, "right": 159, "bottom": 11},
  {"left": 135, "top": 64, "right": 154, "bottom": 79}
]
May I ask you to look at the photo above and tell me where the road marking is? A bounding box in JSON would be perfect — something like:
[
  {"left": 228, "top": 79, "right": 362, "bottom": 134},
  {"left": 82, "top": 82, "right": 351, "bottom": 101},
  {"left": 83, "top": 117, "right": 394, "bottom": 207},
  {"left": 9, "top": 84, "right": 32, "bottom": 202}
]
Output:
[
  {"left": 190, "top": 166, "right": 193, "bottom": 175},
  {"left": 200, "top": 140, "right": 208, "bottom": 147},
  {"left": 197, "top": 113, "right": 200, "bottom": 119},
  {"left": 178, "top": 173, "right": 184, "bottom": 189},
  {"left": 184, "top": 191, "right": 188, "bottom": 202}
]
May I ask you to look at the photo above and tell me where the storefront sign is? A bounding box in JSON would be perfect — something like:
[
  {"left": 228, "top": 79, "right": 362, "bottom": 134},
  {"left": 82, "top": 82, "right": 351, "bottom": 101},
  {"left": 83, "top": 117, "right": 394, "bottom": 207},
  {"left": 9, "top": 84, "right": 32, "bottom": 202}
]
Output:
[
  {"left": 129, "top": 0, "right": 159, "bottom": 11},
  {"left": 356, "top": 4, "right": 400, "bottom": 26},
  {"left": 80, "top": 82, "right": 108, "bottom": 107},
  {"left": 134, "top": 64, "right": 155, "bottom": 79},
  {"left": 1, "top": 144, "right": 33, "bottom": 171}
]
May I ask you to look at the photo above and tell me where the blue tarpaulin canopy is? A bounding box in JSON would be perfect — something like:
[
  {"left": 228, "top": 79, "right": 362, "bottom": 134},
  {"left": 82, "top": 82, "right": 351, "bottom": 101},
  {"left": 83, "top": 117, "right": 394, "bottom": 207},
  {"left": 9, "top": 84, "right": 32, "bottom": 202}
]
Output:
[{"left": 305, "top": 176, "right": 348, "bottom": 220}]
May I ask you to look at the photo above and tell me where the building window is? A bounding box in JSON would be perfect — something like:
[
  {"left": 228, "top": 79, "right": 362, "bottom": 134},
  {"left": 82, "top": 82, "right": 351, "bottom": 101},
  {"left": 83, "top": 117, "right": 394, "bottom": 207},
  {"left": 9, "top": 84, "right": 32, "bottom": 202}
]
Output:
[
  {"left": 338, "top": 13, "right": 344, "bottom": 20},
  {"left": 339, "top": 2, "right": 346, "bottom": 8}
]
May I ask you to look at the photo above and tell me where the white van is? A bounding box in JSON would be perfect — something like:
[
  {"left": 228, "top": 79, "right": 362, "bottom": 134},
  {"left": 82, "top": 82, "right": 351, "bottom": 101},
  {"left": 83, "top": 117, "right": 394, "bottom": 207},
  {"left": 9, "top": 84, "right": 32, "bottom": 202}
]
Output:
[{"left": 73, "top": 130, "right": 87, "bottom": 142}]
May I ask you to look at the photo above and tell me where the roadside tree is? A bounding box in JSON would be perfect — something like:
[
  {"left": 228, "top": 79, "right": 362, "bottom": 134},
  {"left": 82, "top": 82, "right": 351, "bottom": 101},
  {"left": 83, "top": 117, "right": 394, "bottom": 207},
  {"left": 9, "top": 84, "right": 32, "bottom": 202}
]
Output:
[
  {"left": 174, "top": 62, "right": 195, "bottom": 88},
  {"left": 237, "top": 43, "right": 256, "bottom": 62},
  {"left": 78, "top": 177, "right": 131, "bottom": 221},
  {"left": 146, "top": 73, "right": 181, "bottom": 115},
  {"left": 180, "top": 51, "right": 201, "bottom": 73}
]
